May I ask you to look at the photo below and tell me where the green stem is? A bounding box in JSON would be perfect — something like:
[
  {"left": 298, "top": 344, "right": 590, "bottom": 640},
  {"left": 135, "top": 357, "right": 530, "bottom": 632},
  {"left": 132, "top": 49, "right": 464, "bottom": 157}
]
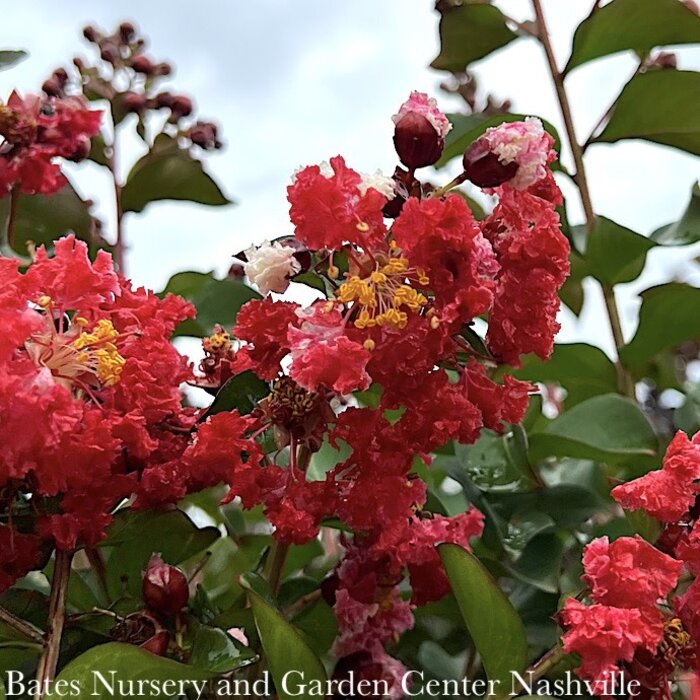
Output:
[
  {"left": 527, "top": 645, "right": 565, "bottom": 684},
  {"left": 430, "top": 172, "right": 468, "bottom": 199}
]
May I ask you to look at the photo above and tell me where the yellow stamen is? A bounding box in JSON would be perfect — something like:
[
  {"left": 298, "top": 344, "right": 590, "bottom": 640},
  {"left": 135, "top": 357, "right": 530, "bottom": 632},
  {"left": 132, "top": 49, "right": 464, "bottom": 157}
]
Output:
[{"left": 363, "top": 338, "right": 376, "bottom": 351}]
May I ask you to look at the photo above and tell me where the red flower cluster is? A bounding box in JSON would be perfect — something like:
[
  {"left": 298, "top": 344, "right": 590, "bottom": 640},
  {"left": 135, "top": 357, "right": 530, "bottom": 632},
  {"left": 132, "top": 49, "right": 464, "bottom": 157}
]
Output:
[
  {"left": 0, "top": 91, "right": 101, "bottom": 195},
  {"left": 562, "top": 431, "right": 700, "bottom": 697},
  {"left": 560, "top": 536, "right": 683, "bottom": 688},
  {"left": 199, "top": 94, "right": 569, "bottom": 683},
  {"left": 0, "top": 236, "right": 252, "bottom": 590}
]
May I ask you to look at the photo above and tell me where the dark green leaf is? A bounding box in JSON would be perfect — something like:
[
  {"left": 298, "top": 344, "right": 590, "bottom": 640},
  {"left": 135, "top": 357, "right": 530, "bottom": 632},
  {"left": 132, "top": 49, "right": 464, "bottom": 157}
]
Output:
[
  {"left": 0, "top": 183, "right": 93, "bottom": 254},
  {"left": 503, "top": 511, "right": 556, "bottom": 553},
  {"left": 101, "top": 509, "right": 219, "bottom": 599},
  {"left": 529, "top": 394, "right": 658, "bottom": 464},
  {"left": 491, "top": 484, "right": 604, "bottom": 529},
  {"left": 245, "top": 586, "right": 327, "bottom": 700},
  {"left": 565, "top": 0, "right": 700, "bottom": 74},
  {"left": 579, "top": 216, "right": 656, "bottom": 285},
  {"left": 508, "top": 533, "right": 563, "bottom": 594},
  {"left": 559, "top": 252, "right": 587, "bottom": 316},
  {"left": 453, "top": 430, "right": 537, "bottom": 493},
  {"left": 437, "top": 113, "right": 561, "bottom": 169},
  {"left": 0, "top": 50, "right": 28, "bottom": 71},
  {"left": 652, "top": 183, "right": 700, "bottom": 245},
  {"left": 200, "top": 371, "right": 269, "bottom": 420},
  {"left": 439, "top": 543, "right": 528, "bottom": 686},
  {"left": 514, "top": 343, "right": 619, "bottom": 407},
  {"left": 431, "top": 3, "right": 518, "bottom": 73},
  {"left": 594, "top": 71, "right": 700, "bottom": 156},
  {"left": 161, "top": 273, "right": 261, "bottom": 338},
  {"left": 121, "top": 135, "right": 231, "bottom": 213},
  {"left": 621, "top": 283, "right": 700, "bottom": 367},
  {"left": 189, "top": 625, "right": 255, "bottom": 673},
  {"left": 56, "top": 643, "right": 213, "bottom": 697},
  {"left": 625, "top": 509, "right": 662, "bottom": 544}
]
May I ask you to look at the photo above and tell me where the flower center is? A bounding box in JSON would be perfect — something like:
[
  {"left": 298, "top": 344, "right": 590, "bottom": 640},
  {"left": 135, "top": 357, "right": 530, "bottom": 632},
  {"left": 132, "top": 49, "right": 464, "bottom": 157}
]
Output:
[
  {"left": 25, "top": 299, "right": 125, "bottom": 392},
  {"left": 337, "top": 247, "right": 429, "bottom": 330}
]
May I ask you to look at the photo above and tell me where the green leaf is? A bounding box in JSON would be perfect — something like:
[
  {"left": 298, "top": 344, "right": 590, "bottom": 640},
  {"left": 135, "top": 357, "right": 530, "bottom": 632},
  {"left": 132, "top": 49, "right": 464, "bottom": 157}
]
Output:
[
  {"left": 101, "top": 509, "right": 219, "bottom": 599},
  {"left": 0, "top": 50, "right": 27, "bottom": 71},
  {"left": 439, "top": 543, "right": 528, "bottom": 686},
  {"left": 565, "top": 0, "right": 700, "bottom": 74},
  {"left": 245, "top": 586, "right": 327, "bottom": 700},
  {"left": 559, "top": 252, "right": 587, "bottom": 316},
  {"left": 529, "top": 394, "right": 658, "bottom": 465},
  {"left": 200, "top": 370, "right": 269, "bottom": 419},
  {"left": 437, "top": 113, "right": 562, "bottom": 169},
  {"left": 620, "top": 283, "right": 700, "bottom": 367},
  {"left": 56, "top": 642, "right": 213, "bottom": 697},
  {"left": 515, "top": 344, "right": 619, "bottom": 407},
  {"left": 160, "top": 272, "right": 261, "bottom": 338},
  {"left": 593, "top": 71, "right": 700, "bottom": 156},
  {"left": 578, "top": 217, "right": 656, "bottom": 285},
  {"left": 189, "top": 625, "right": 255, "bottom": 673},
  {"left": 121, "top": 135, "right": 231, "bottom": 213},
  {"left": 508, "top": 533, "right": 563, "bottom": 594},
  {"left": 431, "top": 3, "right": 518, "bottom": 73},
  {"left": 652, "top": 183, "right": 700, "bottom": 245},
  {"left": 0, "top": 183, "right": 93, "bottom": 254}
]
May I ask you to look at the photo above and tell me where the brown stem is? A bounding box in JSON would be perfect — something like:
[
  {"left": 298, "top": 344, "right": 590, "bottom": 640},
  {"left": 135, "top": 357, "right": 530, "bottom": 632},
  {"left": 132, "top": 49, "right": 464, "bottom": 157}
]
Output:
[
  {"left": 531, "top": 0, "right": 635, "bottom": 400},
  {"left": 0, "top": 605, "right": 45, "bottom": 646},
  {"left": 531, "top": 0, "right": 595, "bottom": 229},
  {"left": 34, "top": 550, "right": 73, "bottom": 700},
  {"left": 106, "top": 105, "right": 125, "bottom": 274}
]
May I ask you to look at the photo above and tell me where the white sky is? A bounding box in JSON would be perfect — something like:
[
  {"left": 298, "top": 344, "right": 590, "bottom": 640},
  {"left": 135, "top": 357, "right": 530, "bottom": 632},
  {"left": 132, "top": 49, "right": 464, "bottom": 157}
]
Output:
[{"left": 2, "top": 0, "right": 699, "bottom": 358}]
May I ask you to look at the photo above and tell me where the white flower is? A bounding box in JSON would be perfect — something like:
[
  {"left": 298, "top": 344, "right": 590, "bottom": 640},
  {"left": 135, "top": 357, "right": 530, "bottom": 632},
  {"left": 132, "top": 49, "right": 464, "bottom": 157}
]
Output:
[
  {"left": 244, "top": 240, "right": 301, "bottom": 295},
  {"left": 359, "top": 169, "right": 396, "bottom": 200}
]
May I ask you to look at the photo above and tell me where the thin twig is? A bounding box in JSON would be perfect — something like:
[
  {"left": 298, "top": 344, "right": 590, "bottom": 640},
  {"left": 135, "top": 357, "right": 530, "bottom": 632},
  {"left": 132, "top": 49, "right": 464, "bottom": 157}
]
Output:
[
  {"left": 34, "top": 550, "right": 73, "bottom": 700},
  {"left": 0, "top": 605, "right": 45, "bottom": 646}
]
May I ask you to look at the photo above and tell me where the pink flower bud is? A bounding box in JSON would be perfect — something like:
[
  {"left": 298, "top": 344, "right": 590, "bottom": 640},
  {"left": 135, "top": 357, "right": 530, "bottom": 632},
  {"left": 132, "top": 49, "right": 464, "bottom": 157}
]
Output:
[
  {"left": 391, "top": 92, "right": 451, "bottom": 169},
  {"left": 463, "top": 137, "right": 519, "bottom": 188},
  {"left": 142, "top": 554, "right": 189, "bottom": 618}
]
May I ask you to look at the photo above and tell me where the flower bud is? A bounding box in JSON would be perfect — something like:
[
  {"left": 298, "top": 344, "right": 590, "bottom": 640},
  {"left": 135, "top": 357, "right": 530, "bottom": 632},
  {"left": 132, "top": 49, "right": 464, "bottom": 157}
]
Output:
[
  {"left": 131, "top": 55, "right": 154, "bottom": 75},
  {"left": 42, "top": 79, "right": 62, "bottom": 98},
  {"left": 391, "top": 92, "right": 451, "bottom": 169},
  {"left": 123, "top": 91, "right": 147, "bottom": 114},
  {"left": 154, "top": 91, "right": 175, "bottom": 109},
  {"left": 142, "top": 554, "right": 189, "bottom": 618},
  {"left": 154, "top": 62, "right": 172, "bottom": 76},
  {"left": 463, "top": 117, "right": 554, "bottom": 191},
  {"left": 170, "top": 95, "right": 193, "bottom": 118},
  {"left": 462, "top": 137, "right": 519, "bottom": 188},
  {"left": 119, "top": 22, "right": 136, "bottom": 43},
  {"left": 82, "top": 25, "right": 99, "bottom": 43}
]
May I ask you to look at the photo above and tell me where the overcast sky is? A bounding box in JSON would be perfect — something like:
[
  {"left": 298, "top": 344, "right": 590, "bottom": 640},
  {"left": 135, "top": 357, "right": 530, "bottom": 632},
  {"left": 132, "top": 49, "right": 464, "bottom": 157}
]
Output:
[{"left": 2, "top": 0, "right": 699, "bottom": 357}]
